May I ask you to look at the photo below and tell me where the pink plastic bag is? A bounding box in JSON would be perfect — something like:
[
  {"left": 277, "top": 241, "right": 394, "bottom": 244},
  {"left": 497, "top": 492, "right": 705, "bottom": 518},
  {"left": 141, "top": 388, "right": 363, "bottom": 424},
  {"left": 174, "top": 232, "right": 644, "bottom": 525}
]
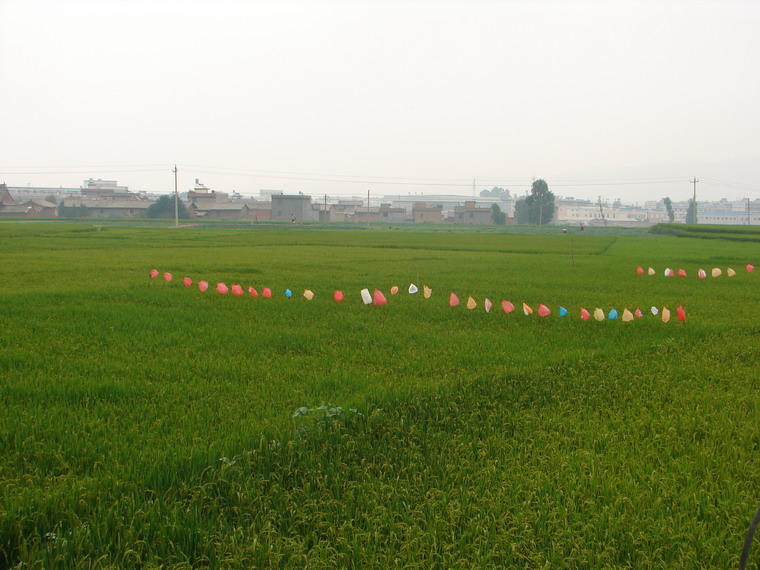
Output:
[{"left": 373, "top": 289, "right": 387, "bottom": 306}]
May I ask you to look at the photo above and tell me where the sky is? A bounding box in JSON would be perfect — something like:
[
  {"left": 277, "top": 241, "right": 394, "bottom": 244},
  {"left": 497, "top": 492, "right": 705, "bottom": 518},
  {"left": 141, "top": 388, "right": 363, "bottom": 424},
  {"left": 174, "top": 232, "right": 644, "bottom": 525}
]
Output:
[{"left": 1, "top": 0, "right": 759, "bottom": 204}]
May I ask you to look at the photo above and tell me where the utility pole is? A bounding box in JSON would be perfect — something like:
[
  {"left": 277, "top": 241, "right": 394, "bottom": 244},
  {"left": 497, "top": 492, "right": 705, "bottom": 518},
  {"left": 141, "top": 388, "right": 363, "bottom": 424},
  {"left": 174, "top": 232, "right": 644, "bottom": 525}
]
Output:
[
  {"left": 324, "top": 194, "right": 328, "bottom": 223},
  {"left": 173, "top": 165, "right": 179, "bottom": 228},
  {"left": 367, "top": 188, "right": 370, "bottom": 227},
  {"left": 690, "top": 177, "right": 698, "bottom": 224},
  {"left": 473, "top": 178, "right": 476, "bottom": 197},
  {"left": 748, "top": 198, "right": 751, "bottom": 226}
]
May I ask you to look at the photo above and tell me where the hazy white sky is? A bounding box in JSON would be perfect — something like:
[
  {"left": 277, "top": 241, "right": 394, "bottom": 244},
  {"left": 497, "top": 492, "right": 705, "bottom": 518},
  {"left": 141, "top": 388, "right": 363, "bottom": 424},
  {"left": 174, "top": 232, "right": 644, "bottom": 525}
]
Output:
[{"left": 1, "top": 0, "right": 758, "bottom": 202}]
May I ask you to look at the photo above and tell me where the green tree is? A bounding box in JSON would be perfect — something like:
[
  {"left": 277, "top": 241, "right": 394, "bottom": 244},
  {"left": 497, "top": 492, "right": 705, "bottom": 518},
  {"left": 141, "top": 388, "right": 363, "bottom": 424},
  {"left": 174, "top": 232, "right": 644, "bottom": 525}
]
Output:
[
  {"left": 521, "top": 179, "right": 555, "bottom": 224},
  {"left": 480, "top": 186, "right": 510, "bottom": 199},
  {"left": 514, "top": 198, "right": 531, "bottom": 224},
  {"left": 663, "top": 197, "right": 675, "bottom": 223},
  {"left": 147, "top": 195, "right": 188, "bottom": 219},
  {"left": 685, "top": 199, "right": 696, "bottom": 224},
  {"left": 490, "top": 203, "right": 506, "bottom": 225}
]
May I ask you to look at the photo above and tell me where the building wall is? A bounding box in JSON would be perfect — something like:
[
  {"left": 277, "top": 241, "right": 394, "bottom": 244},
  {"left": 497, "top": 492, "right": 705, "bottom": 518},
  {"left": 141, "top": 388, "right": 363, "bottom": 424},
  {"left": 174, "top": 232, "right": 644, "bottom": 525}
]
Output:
[
  {"left": 61, "top": 198, "right": 152, "bottom": 218},
  {"left": 413, "top": 205, "right": 443, "bottom": 223},
  {"left": 351, "top": 211, "right": 381, "bottom": 223},
  {"left": 87, "top": 206, "right": 148, "bottom": 218},
  {"left": 379, "top": 208, "right": 408, "bottom": 223},
  {"left": 698, "top": 212, "right": 760, "bottom": 225},
  {"left": 25, "top": 203, "right": 57, "bottom": 217},
  {"left": 388, "top": 195, "right": 513, "bottom": 217},
  {"left": 202, "top": 208, "right": 243, "bottom": 220},
  {"left": 271, "top": 195, "right": 314, "bottom": 222},
  {"left": 241, "top": 205, "right": 271, "bottom": 221},
  {"left": 453, "top": 205, "right": 493, "bottom": 224},
  {"left": 555, "top": 202, "right": 673, "bottom": 225},
  {"left": 327, "top": 208, "right": 350, "bottom": 222}
]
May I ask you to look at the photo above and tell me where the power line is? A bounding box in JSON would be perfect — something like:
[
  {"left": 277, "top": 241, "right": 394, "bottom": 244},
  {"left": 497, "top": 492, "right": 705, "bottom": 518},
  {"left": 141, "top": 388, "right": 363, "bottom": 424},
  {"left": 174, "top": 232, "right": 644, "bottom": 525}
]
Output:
[
  {"left": 700, "top": 178, "right": 760, "bottom": 191},
  {"left": 547, "top": 180, "right": 685, "bottom": 187},
  {"left": 0, "top": 168, "right": 168, "bottom": 175},
  {"left": 184, "top": 166, "right": 704, "bottom": 188},
  {"left": 3, "top": 162, "right": 757, "bottom": 194},
  {"left": 184, "top": 169, "right": 476, "bottom": 188},
  {"left": 0, "top": 163, "right": 170, "bottom": 169},
  {"left": 183, "top": 164, "right": 473, "bottom": 184}
]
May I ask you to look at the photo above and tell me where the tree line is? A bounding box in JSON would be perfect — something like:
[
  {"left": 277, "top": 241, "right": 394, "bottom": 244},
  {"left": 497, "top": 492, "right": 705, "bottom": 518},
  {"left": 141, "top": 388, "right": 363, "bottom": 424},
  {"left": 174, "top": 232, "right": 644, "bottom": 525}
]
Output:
[{"left": 481, "top": 180, "right": 555, "bottom": 225}]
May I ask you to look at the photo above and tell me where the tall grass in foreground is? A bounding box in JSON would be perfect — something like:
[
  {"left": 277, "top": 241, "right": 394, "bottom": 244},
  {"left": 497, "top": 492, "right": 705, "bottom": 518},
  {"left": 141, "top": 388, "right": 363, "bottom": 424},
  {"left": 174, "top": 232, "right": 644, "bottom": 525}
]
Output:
[{"left": 1, "top": 223, "right": 759, "bottom": 567}]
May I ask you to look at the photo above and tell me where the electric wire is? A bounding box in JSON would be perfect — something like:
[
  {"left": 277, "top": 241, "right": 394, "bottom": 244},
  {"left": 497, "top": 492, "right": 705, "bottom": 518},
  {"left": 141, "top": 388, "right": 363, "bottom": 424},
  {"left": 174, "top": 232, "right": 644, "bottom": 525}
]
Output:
[{"left": 2, "top": 163, "right": 757, "bottom": 195}]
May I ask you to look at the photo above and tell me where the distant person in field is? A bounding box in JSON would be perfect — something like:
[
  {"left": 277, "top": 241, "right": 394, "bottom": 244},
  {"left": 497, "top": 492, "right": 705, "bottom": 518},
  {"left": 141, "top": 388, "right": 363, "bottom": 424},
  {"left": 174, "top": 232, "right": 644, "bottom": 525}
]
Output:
[{"left": 291, "top": 213, "right": 296, "bottom": 224}]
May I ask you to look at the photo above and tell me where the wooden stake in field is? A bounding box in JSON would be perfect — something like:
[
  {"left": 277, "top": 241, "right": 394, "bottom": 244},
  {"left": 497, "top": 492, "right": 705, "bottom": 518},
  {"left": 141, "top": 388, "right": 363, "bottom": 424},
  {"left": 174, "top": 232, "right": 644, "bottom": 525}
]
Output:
[
  {"left": 570, "top": 234, "right": 575, "bottom": 270},
  {"left": 173, "top": 165, "right": 179, "bottom": 229}
]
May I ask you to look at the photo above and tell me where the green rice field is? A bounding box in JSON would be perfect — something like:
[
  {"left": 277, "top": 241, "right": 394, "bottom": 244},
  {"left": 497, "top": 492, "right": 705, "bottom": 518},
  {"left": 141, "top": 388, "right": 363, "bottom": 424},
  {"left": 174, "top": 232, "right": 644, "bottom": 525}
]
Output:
[{"left": 1, "top": 221, "right": 759, "bottom": 567}]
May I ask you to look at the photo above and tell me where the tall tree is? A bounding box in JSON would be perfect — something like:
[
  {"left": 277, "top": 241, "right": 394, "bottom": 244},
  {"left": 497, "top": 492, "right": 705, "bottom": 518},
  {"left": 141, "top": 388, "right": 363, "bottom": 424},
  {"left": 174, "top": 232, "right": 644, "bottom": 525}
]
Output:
[
  {"left": 522, "top": 179, "right": 555, "bottom": 225},
  {"left": 147, "top": 195, "right": 188, "bottom": 219},
  {"left": 685, "top": 199, "right": 696, "bottom": 224},
  {"left": 514, "top": 198, "right": 531, "bottom": 224},
  {"left": 663, "top": 197, "right": 675, "bottom": 223},
  {"left": 490, "top": 203, "right": 506, "bottom": 225}
]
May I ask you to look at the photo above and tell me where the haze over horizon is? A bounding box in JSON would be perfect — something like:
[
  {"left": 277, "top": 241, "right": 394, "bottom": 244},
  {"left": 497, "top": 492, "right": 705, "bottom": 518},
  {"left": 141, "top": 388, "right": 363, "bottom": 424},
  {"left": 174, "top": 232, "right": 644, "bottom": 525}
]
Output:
[{"left": 1, "top": 0, "right": 758, "bottom": 204}]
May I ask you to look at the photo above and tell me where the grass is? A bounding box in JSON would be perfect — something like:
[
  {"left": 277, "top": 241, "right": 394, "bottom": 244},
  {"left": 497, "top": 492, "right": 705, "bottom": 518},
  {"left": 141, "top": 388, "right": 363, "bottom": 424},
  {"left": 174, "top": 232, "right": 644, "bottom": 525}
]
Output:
[
  {"left": 651, "top": 223, "right": 760, "bottom": 243},
  {"left": 1, "top": 222, "right": 759, "bottom": 567}
]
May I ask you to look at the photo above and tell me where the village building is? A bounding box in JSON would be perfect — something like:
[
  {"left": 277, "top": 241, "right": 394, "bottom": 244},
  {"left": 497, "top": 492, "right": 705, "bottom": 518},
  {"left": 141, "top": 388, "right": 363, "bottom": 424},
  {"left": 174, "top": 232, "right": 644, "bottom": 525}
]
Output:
[
  {"left": 60, "top": 197, "right": 153, "bottom": 218},
  {"left": 412, "top": 202, "right": 444, "bottom": 224},
  {"left": 697, "top": 198, "right": 760, "bottom": 225},
  {"left": 554, "top": 198, "right": 679, "bottom": 226},
  {"left": 320, "top": 200, "right": 361, "bottom": 223},
  {"left": 378, "top": 203, "right": 408, "bottom": 223},
  {"left": 22, "top": 199, "right": 57, "bottom": 217},
  {"left": 386, "top": 194, "right": 514, "bottom": 221},
  {"left": 271, "top": 194, "right": 315, "bottom": 222},
  {"left": 187, "top": 201, "right": 243, "bottom": 220},
  {"left": 80, "top": 179, "right": 133, "bottom": 200},
  {"left": 241, "top": 201, "right": 272, "bottom": 222},
  {"left": 453, "top": 201, "right": 493, "bottom": 225},
  {"left": 1, "top": 179, "right": 756, "bottom": 226},
  {"left": 186, "top": 180, "right": 229, "bottom": 209},
  {"left": 185, "top": 180, "right": 274, "bottom": 221},
  {"left": 4, "top": 184, "right": 81, "bottom": 204},
  {"left": 0, "top": 184, "right": 59, "bottom": 217},
  {"left": 1, "top": 184, "right": 15, "bottom": 206},
  {"left": 350, "top": 207, "right": 381, "bottom": 223}
]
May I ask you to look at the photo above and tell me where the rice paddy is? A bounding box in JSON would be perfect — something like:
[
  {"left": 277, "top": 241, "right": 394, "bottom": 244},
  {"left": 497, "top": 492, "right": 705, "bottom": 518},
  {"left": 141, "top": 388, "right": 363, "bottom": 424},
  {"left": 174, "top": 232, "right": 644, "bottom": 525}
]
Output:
[{"left": 1, "top": 221, "right": 759, "bottom": 567}]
